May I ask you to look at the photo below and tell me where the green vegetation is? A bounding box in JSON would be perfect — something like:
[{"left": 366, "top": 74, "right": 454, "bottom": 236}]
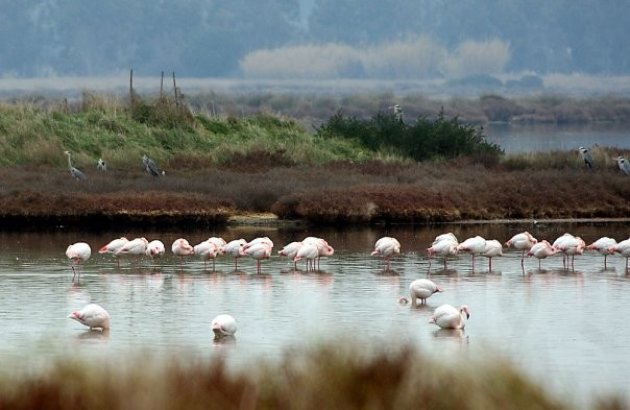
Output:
[{"left": 2, "top": 342, "right": 624, "bottom": 410}]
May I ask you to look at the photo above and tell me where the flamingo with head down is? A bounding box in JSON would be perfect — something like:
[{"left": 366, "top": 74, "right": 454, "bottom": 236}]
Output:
[
  {"left": 211, "top": 314, "right": 237, "bottom": 340},
  {"left": 278, "top": 241, "right": 304, "bottom": 269},
  {"left": 98, "top": 237, "right": 128, "bottom": 267},
  {"left": 427, "top": 234, "right": 458, "bottom": 270},
  {"left": 586, "top": 237, "right": 617, "bottom": 269},
  {"left": 609, "top": 238, "right": 630, "bottom": 272},
  {"left": 371, "top": 236, "right": 401, "bottom": 270},
  {"left": 408, "top": 278, "right": 443, "bottom": 307},
  {"left": 68, "top": 303, "right": 110, "bottom": 331},
  {"left": 172, "top": 238, "right": 194, "bottom": 266},
  {"left": 222, "top": 239, "right": 247, "bottom": 270},
  {"left": 66, "top": 242, "right": 91, "bottom": 281},
  {"left": 505, "top": 232, "right": 537, "bottom": 266},
  {"left": 429, "top": 304, "right": 470, "bottom": 330},
  {"left": 194, "top": 239, "right": 223, "bottom": 270},
  {"left": 528, "top": 240, "right": 557, "bottom": 269}
]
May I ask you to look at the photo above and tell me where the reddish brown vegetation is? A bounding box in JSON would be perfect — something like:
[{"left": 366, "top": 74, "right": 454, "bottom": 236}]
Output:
[{"left": 1, "top": 160, "right": 628, "bottom": 228}]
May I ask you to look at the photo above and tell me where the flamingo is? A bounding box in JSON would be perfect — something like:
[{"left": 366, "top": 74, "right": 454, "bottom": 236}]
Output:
[
  {"left": 193, "top": 240, "right": 223, "bottom": 270},
  {"left": 207, "top": 237, "right": 227, "bottom": 249},
  {"left": 528, "top": 240, "right": 557, "bottom": 269},
  {"left": 278, "top": 241, "right": 304, "bottom": 269},
  {"left": 211, "top": 314, "right": 237, "bottom": 340},
  {"left": 370, "top": 236, "right": 401, "bottom": 270},
  {"left": 245, "top": 242, "right": 272, "bottom": 273},
  {"left": 222, "top": 239, "right": 247, "bottom": 270},
  {"left": 586, "top": 237, "right": 617, "bottom": 269},
  {"left": 294, "top": 242, "right": 319, "bottom": 271},
  {"left": 609, "top": 238, "right": 630, "bottom": 271},
  {"left": 553, "top": 233, "right": 585, "bottom": 270},
  {"left": 115, "top": 237, "right": 148, "bottom": 263},
  {"left": 172, "top": 238, "right": 194, "bottom": 266},
  {"left": 245, "top": 237, "right": 274, "bottom": 251},
  {"left": 457, "top": 236, "right": 486, "bottom": 270},
  {"left": 481, "top": 239, "right": 503, "bottom": 271},
  {"left": 409, "top": 279, "right": 443, "bottom": 307},
  {"left": 145, "top": 240, "right": 166, "bottom": 260},
  {"left": 302, "top": 237, "right": 334, "bottom": 270},
  {"left": 429, "top": 304, "right": 470, "bottom": 330},
  {"left": 98, "top": 237, "right": 128, "bottom": 267},
  {"left": 427, "top": 236, "right": 458, "bottom": 270},
  {"left": 505, "top": 231, "right": 538, "bottom": 266},
  {"left": 68, "top": 303, "right": 110, "bottom": 331},
  {"left": 66, "top": 242, "right": 91, "bottom": 281}
]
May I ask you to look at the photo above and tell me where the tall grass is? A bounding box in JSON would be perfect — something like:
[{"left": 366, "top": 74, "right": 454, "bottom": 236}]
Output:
[{"left": 2, "top": 342, "right": 619, "bottom": 410}]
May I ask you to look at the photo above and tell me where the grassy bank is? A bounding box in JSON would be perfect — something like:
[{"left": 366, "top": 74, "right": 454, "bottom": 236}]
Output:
[
  {"left": 0, "top": 96, "right": 628, "bottom": 227},
  {"left": 1, "top": 343, "right": 622, "bottom": 410}
]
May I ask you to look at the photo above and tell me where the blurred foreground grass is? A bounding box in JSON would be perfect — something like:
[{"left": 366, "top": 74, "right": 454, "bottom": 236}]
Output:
[{"left": 0, "top": 343, "right": 625, "bottom": 410}]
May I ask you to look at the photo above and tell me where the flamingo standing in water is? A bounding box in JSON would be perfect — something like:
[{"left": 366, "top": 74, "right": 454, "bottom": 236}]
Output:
[
  {"left": 457, "top": 236, "right": 486, "bottom": 271},
  {"left": 145, "top": 240, "right": 166, "bottom": 261},
  {"left": 527, "top": 240, "right": 557, "bottom": 269},
  {"left": 193, "top": 239, "right": 223, "bottom": 270},
  {"left": 481, "top": 239, "right": 503, "bottom": 271},
  {"left": 429, "top": 304, "right": 470, "bottom": 330},
  {"left": 115, "top": 237, "right": 148, "bottom": 264},
  {"left": 302, "top": 237, "right": 334, "bottom": 270},
  {"left": 68, "top": 303, "right": 110, "bottom": 331},
  {"left": 222, "top": 239, "right": 247, "bottom": 270},
  {"left": 427, "top": 234, "right": 458, "bottom": 270},
  {"left": 211, "top": 314, "right": 237, "bottom": 340},
  {"left": 610, "top": 238, "right": 630, "bottom": 271},
  {"left": 278, "top": 241, "right": 304, "bottom": 269},
  {"left": 66, "top": 242, "right": 91, "bottom": 281},
  {"left": 553, "top": 233, "right": 585, "bottom": 271},
  {"left": 98, "top": 237, "right": 128, "bottom": 268},
  {"left": 371, "top": 236, "right": 401, "bottom": 270},
  {"left": 294, "top": 242, "right": 320, "bottom": 271},
  {"left": 505, "top": 232, "right": 537, "bottom": 266},
  {"left": 586, "top": 237, "right": 617, "bottom": 269},
  {"left": 172, "top": 238, "right": 194, "bottom": 266},
  {"left": 408, "top": 279, "right": 443, "bottom": 307},
  {"left": 245, "top": 242, "right": 272, "bottom": 273}
]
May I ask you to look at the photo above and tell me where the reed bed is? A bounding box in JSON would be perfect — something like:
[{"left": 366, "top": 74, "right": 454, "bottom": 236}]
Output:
[{"left": 2, "top": 343, "right": 620, "bottom": 410}]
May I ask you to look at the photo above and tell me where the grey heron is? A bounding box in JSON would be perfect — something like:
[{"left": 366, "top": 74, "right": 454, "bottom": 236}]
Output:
[
  {"left": 96, "top": 158, "right": 107, "bottom": 171},
  {"left": 617, "top": 155, "right": 630, "bottom": 175},
  {"left": 142, "top": 154, "right": 164, "bottom": 176},
  {"left": 64, "top": 151, "right": 87, "bottom": 180},
  {"left": 578, "top": 146, "right": 594, "bottom": 168}
]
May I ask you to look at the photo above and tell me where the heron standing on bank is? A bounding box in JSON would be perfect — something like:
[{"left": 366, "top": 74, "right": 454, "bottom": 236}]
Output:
[
  {"left": 64, "top": 151, "right": 87, "bottom": 180},
  {"left": 142, "top": 154, "right": 164, "bottom": 176},
  {"left": 578, "top": 146, "right": 594, "bottom": 168},
  {"left": 617, "top": 155, "right": 630, "bottom": 175}
]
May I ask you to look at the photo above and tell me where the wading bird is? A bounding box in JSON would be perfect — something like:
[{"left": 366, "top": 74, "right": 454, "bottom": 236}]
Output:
[
  {"left": 609, "top": 238, "right": 630, "bottom": 271},
  {"left": 211, "top": 314, "right": 237, "bottom": 340},
  {"left": 142, "top": 154, "right": 164, "bottom": 176},
  {"left": 371, "top": 236, "right": 401, "bottom": 270},
  {"left": 96, "top": 158, "right": 107, "bottom": 171},
  {"left": 429, "top": 304, "right": 470, "bottom": 330},
  {"left": 68, "top": 303, "right": 110, "bottom": 331},
  {"left": 222, "top": 239, "right": 247, "bottom": 270},
  {"left": 481, "top": 239, "right": 503, "bottom": 271},
  {"left": 146, "top": 240, "right": 166, "bottom": 260},
  {"left": 278, "top": 241, "right": 304, "bottom": 269},
  {"left": 66, "top": 242, "right": 91, "bottom": 281},
  {"left": 505, "top": 232, "right": 538, "bottom": 266},
  {"left": 409, "top": 278, "right": 443, "bottom": 307},
  {"left": 427, "top": 233, "right": 459, "bottom": 270},
  {"left": 98, "top": 237, "right": 129, "bottom": 268},
  {"left": 553, "top": 233, "right": 585, "bottom": 270},
  {"left": 586, "top": 237, "right": 618, "bottom": 269},
  {"left": 172, "top": 238, "right": 194, "bottom": 266},
  {"left": 64, "top": 150, "right": 87, "bottom": 180},
  {"left": 245, "top": 241, "right": 272, "bottom": 274},
  {"left": 115, "top": 237, "right": 149, "bottom": 263},
  {"left": 578, "top": 146, "right": 594, "bottom": 168},
  {"left": 457, "top": 236, "right": 487, "bottom": 271},
  {"left": 193, "top": 239, "right": 223, "bottom": 270},
  {"left": 302, "top": 237, "right": 334, "bottom": 270},
  {"left": 293, "top": 242, "right": 320, "bottom": 271},
  {"left": 617, "top": 156, "right": 630, "bottom": 175},
  {"left": 527, "top": 240, "right": 557, "bottom": 269}
]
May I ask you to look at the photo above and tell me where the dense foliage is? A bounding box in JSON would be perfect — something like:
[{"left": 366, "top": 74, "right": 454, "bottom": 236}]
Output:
[{"left": 316, "top": 110, "right": 504, "bottom": 164}]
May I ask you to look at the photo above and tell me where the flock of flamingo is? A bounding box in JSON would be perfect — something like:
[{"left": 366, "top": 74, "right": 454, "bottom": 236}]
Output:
[{"left": 65, "top": 230, "right": 630, "bottom": 337}]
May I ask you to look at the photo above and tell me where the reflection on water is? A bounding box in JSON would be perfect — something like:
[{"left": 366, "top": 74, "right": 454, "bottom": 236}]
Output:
[{"left": 0, "top": 222, "right": 629, "bottom": 408}]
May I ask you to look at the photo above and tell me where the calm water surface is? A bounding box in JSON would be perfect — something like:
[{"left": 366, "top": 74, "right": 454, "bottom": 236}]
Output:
[{"left": 1, "top": 222, "right": 629, "bottom": 408}]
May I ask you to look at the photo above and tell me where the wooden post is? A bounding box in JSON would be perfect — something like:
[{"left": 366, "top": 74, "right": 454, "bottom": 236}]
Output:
[
  {"left": 172, "top": 72, "right": 178, "bottom": 106},
  {"left": 129, "top": 69, "right": 134, "bottom": 107}
]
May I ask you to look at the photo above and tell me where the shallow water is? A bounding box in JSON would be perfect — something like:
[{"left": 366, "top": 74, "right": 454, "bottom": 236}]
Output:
[{"left": 0, "top": 222, "right": 629, "bottom": 408}]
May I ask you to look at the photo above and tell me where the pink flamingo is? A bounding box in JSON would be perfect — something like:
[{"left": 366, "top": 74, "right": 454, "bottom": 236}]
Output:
[
  {"left": 115, "top": 237, "right": 148, "bottom": 263},
  {"left": 586, "top": 237, "right": 617, "bottom": 269},
  {"left": 457, "top": 236, "right": 486, "bottom": 270},
  {"left": 172, "top": 238, "right": 194, "bottom": 266},
  {"left": 278, "top": 241, "right": 304, "bottom": 269},
  {"left": 553, "top": 233, "right": 585, "bottom": 271},
  {"left": 303, "top": 237, "right": 334, "bottom": 270},
  {"left": 427, "top": 236, "right": 458, "bottom": 270},
  {"left": 294, "top": 242, "right": 319, "bottom": 271},
  {"left": 371, "top": 236, "right": 401, "bottom": 270},
  {"left": 245, "top": 242, "right": 272, "bottom": 273},
  {"left": 193, "top": 240, "right": 223, "bottom": 270},
  {"left": 68, "top": 303, "right": 110, "bottom": 331},
  {"left": 429, "top": 304, "right": 470, "bottom": 330},
  {"left": 527, "top": 240, "right": 557, "bottom": 269},
  {"left": 482, "top": 239, "right": 503, "bottom": 271},
  {"left": 145, "top": 240, "right": 165, "bottom": 261},
  {"left": 66, "top": 242, "right": 91, "bottom": 281},
  {"left": 222, "top": 239, "right": 247, "bottom": 270},
  {"left": 409, "top": 278, "right": 443, "bottom": 307},
  {"left": 98, "top": 237, "right": 128, "bottom": 267},
  {"left": 610, "top": 238, "right": 630, "bottom": 272},
  {"left": 505, "top": 232, "right": 538, "bottom": 266},
  {"left": 211, "top": 314, "right": 237, "bottom": 339}
]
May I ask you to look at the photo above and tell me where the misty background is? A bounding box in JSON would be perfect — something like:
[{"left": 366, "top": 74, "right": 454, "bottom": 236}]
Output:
[{"left": 2, "top": 0, "right": 629, "bottom": 82}]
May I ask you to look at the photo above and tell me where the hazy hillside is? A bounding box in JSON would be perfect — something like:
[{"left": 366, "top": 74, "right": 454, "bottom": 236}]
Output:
[{"left": 1, "top": 1, "right": 629, "bottom": 78}]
